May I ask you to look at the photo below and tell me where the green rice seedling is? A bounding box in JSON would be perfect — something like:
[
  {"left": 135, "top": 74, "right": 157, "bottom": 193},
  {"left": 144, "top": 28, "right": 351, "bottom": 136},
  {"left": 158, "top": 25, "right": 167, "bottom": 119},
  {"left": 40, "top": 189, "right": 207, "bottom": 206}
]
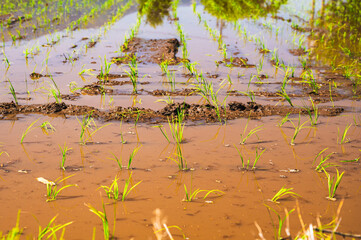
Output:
[
  {"left": 302, "top": 97, "right": 318, "bottom": 126},
  {"left": 21, "top": 118, "right": 40, "bottom": 144},
  {"left": 289, "top": 114, "right": 310, "bottom": 145},
  {"left": 183, "top": 184, "right": 224, "bottom": 202},
  {"left": 98, "top": 56, "right": 112, "bottom": 80},
  {"left": 337, "top": 123, "right": 352, "bottom": 144},
  {"left": 8, "top": 79, "right": 18, "bottom": 105},
  {"left": 159, "top": 60, "right": 169, "bottom": 75},
  {"left": 119, "top": 119, "right": 126, "bottom": 144},
  {"left": 313, "top": 148, "right": 337, "bottom": 172},
  {"left": 234, "top": 145, "right": 265, "bottom": 170},
  {"left": 168, "top": 109, "right": 185, "bottom": 144},
  {"left": 38, "top": 215, "right": 73, "bottom": 239},
  {"left": 121, "top": 172, "right": 142, "bottom": 201},
  {"left": 99, "top": 176, "right": 120, "bottom": 200},
  {"left": 40, "top": 121, "right": 56, "bottom": 134},
  {"left": 278, "top": 113, "right": 291, "bottom": 127},
  {"left": 240, "top": 118, "right": 263, "bottom": 145},
  {"left": 301, "top": 69, "right": 320, "bottom": 94},
  {"left": 59, "top": 143, "right": 71, "bottom": 170},
  {"left": 340, "top": 157, "right": 360, "bottom": 163},
  {"left": 109, "top": 152, "right": 122, "bottom": 170},
  {"left": 166, "top": 71, "right": 176, "bottom": 92},
  {"left": 128, "top": 145, "right": 141, "bottom": 169},
  {"left": 2, "top": 49, "right": 10, "bottom": 67},
  {"left": 77, "top": 111, "right": 110, "bottom": 145},
  {"left": 153, "top": 125, "right": 170, "bottom": 143},
  {"left": 183, "top": 61, "right": 197, "bottom": 75},
  {"left": 278, "top": 70, "right": 293, "bottom": 107},
  {"left": 264, "top": 205, "right": 294, "bottom": 240},
  {"left": 271, "top": 49, "right": 280, "bottom": 66},
  {"left": 86, "top": 202, "right": 109, "bottom": 240},
  {"left": 324, "top": 168, "right": 344, "bottom": 201},
  {"left": 269, "top": 186, "right": 300, "bottom": 203},
  {"left": 125, "top": 55, "right": 139, "bottom": 94},
  {"left": 0, "top": 210, "right": 22, "bottom": 239},
  {"left": 46, "top": 174, "right": 77, "bottom": 202}
]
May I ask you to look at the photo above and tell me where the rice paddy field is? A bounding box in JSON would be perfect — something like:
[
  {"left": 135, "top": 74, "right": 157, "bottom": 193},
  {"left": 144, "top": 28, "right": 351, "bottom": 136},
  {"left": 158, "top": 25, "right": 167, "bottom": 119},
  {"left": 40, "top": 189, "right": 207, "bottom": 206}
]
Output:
[{"left": 0, "top": 0, "right": 361, "bottom": 239}]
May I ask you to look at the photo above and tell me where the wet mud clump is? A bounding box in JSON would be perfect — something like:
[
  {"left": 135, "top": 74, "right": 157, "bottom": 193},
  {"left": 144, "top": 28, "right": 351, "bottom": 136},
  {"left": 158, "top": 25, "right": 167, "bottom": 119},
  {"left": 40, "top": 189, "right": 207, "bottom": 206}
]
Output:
[
  {"left": 0, "top": 101, "right": 344, "bottom": 123},
  {"left": 218, "top": 57, "right": 255, "bottom": 67},
  {"left": 114, "top": 38, "right": 182, "bottom": 64}
]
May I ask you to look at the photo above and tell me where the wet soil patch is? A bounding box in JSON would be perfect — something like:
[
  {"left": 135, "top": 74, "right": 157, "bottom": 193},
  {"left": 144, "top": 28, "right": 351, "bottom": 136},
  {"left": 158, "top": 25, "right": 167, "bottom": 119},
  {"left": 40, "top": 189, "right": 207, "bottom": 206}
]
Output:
[
  {"left": 150, "top": 89, "right": 196, "bottom": 96},
  {"left": 96, "top": 73, "right": 128, "bottom": 80},
  {"left": 30, "top": 72, "right": 50, "bottom": 80},
  {"left": 116, "top": 38, "right": 183, "bottom": 65},
  {"left": 0, "top": 101, "right": 344, "bottom": 123},
  {"left": 289, "top": 48, "right": 308, "bottom": 56},
  {"left": 218, "top": 57, "right": 255, "bottom": 68}
]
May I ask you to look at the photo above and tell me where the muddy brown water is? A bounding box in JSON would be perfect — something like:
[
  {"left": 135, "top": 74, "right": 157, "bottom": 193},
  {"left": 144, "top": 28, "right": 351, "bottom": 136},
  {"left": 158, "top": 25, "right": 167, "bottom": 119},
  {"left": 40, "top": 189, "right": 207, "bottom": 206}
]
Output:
[
  {"left": 0, "top": 113, "right": 360, "bottom": 239},
  {"left": 1, "top": 0, "right": 361, "bottom": 239}
]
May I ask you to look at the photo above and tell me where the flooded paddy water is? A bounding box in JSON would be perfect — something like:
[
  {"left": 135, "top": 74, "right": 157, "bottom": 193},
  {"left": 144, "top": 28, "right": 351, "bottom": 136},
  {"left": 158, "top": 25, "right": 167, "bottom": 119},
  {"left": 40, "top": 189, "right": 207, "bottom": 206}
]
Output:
[{"left": 0, "top": 0, "right": 360, "bottom": 239}]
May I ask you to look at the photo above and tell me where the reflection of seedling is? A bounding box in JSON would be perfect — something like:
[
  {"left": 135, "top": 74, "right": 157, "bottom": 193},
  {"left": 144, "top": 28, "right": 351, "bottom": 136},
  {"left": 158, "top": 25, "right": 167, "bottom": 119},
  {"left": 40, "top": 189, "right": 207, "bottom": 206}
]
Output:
[
  {"left": 270, "top": 186, "right": 300, "bottom": 203},
  {"left": 324, "top": 168, "right": 344, "bottom": 201},
  {"left": 240, "top": 118, "right": 263, "bottom": 145},
  {"left": 183, "top": 184, "right": 224, "bottom": 202},
  {"left": 128, "top": 145, "right": 141, "bottom": 169},
  {"left": 313, "top": 148, "right": 337, "bottom": 172},
  {"left": 109, "top": 152, "right": 122, "bottom": 170},
  {"left": 337, "top": 124, "right": 352, "bottom": 144},
  {"left": 46, "top": 174, "right": 77, "bottom": 202},
  {"left": 21, "top": 118, "right": 41, "bottom": 144},
  {"left": 59, "top": 143, "right": 71, "bottom": 170},
  {"left": 234, "top": 145, "right": 265, "bottom": 170},
  {"left": 38, "top": 215, "right": 73, "bottom": 239},
  {"left": 153, "top": 125, "right": 170, "bottom": 143}
]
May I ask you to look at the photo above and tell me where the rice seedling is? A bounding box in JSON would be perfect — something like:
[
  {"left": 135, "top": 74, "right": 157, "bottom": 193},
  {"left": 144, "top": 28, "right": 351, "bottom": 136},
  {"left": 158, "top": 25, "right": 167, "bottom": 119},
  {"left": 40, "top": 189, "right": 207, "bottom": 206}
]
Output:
[
  {"left": 98, "top": 56, "right": 112, "bottom": 80},
  {"left": 40, "top": 121, "right": 56, "bottom": 134},
  {"left": 125, "top": 55, "right": 139, "bottom": 94},
  {"left": 264, "top": 205, "right": 294, "bottom": 240},
  {"left": 183, "top": 61, "right": 197, "bottom": 75},
  {"left": 313, "top": 148, "right": 337, "bottom": 172},
  {"left": 128, "top": 145, "right": 141, "bottom": 169},
  {"left": 277, "top": 70, "right": 293, "bottom": 107},
  {"left": 59, "top": 143, "right": 71, "bottom": 170},
  {"left": 337, "top": 123, "right": 352, "bottom": 144},
  {"left": 0, "top": 209, "right": 22, "bottom": 239},
  {"left": 159, "top": 60, "right": 169, "bottom": 75},
  {"left": 46, "top": 174, "right": 77, "bottom": 202},
  {"left": 324, "top": 168, "right": 344, "bottom": 201},
  {"left": 301, "top": 69, "right": 320, "bottom": 94},
  {"left": 86, "top": 202, "right": 109, "bottom": 240},
  {"left": 2, "top": 49, "right": 10, "bottom": 67},
  {"left": 121, "top": 172, "right": 142, "bottom": 201},
  {"left": 99, "top": 176, "right": 120, "bottom": 200},
  {"left": 38, "top": 215, "right": 73, "bottom": 239},
  {"left": 183, "top": 184, "right": 224, "bottom": 202},
  {"left": 278, "top": 113, "right": 291, "bottom": 127},
  {"left": 168, "top": 109, "right": 185, "bottom": 144},
  {"left": 20, "top": 118, "right": 41, "bottom": 144},
  {"left": 289, "top": 113, "right": 310, "bottom": 145},
  {"left": 269, "top": 186, "right": 300, "bottom": 203},
  {"left": 7, "top": 79, "right": 18, "bottom": 105},
  {"left": 77, "top": 111, "right": 110, "bottom": 145},
  {"left": 234, "top": 145, "right": 265, "bottom": 170},
  {"left": 239, "top": 118, "right": 263, "bottom": 145},
  {"left": 302, "top": 97, "right": 318, "bottom": 126},
  {"left": 153, "top": 125, "right": 170, "bottom": 143},
  {"left": 109, "top": 152, "right": 122, "bottom": 170}
]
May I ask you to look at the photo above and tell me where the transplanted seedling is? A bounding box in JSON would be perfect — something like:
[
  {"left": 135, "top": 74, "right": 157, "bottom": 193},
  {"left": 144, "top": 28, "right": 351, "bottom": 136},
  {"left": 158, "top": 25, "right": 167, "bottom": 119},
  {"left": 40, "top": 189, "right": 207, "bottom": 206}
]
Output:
[
  {"left": 128, "top": 145, "right": 141, "bottom": 169},
  {"left": 0, "top": 210, "right": 22, "bottom": 239},
  {"left": 183, "top": 184, "right": 224, "bottom": 202},
  {"left": 337, "top": 123, "right": 352, "bottom": 144},
  {"left": 46, "top": 174, "right": 77, "bottom": 202},
  {"left": 38, "top": 215, "right": 73, "bottom": 239},
  {"left": 234, "top": 145, "right": 265, "bottom": 171},
  {"left": 313, "top": 148, "right": 338, "bottom": 172},
  {"left": 240, "top": 118, "right": 263, "bottom": 144},
  {"left": 289, "top": 113, "right": 311, "bottom": 145},
  {"left": 324, "top": 168, "right": 344, "bottom": 201},
  {"left": 59, "top": 143, "right": 72, "bottom": 170},
  {"left": 77, "top": 111, "right": 111, "bottom": 145},
  {"left": 85, "top": 201, "right": 109, "bottom": 240},
  {"left": 40, "top": 121, "right": 56, "bottom": 134},
  {"left": 269, "top": 186, "right": 300, "bottom": 203},
  {"left": 20, "top": 118, "right": 41, "bottom": 144}
]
